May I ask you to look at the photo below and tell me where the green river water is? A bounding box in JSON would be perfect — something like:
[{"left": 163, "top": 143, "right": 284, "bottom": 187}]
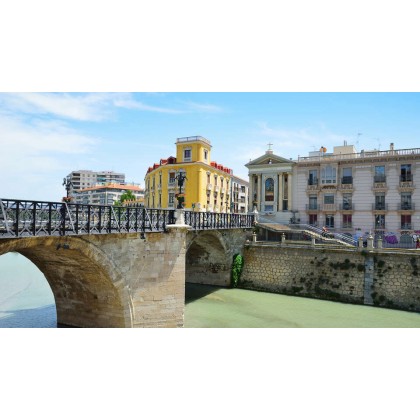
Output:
[
  {"left": 184, "top": 283, "right": 420, "bottom": 328},
  {"left": 1, "top": 253, "right": 420, "bottom": 328}
]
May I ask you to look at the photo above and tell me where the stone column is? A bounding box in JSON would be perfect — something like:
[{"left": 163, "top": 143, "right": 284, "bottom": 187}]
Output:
[
  {"left": 257, "top": 174, "right": 262, "bottom": 211},
  {"left": 278, "top": 173, "right": 283, "bottom": 212},
  {"left": 287, "top": 172, "right": 292, "bottom": 210}
]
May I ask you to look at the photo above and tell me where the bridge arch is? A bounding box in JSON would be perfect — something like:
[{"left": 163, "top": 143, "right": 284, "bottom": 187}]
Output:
[
  {"left": 0, "top": 236, "right": 132, "bottom": 327},
  {"left": 186, "top": 231, "right": 233, "bottom": 287}
]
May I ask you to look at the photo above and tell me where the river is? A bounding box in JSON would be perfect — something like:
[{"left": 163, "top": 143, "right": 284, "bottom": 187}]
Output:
[{"left": 1, "top": 252, "right": 420, "bottom": 328}]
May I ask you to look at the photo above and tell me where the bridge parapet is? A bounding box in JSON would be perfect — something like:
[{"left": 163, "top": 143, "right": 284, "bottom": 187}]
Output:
[{"left": 0, "top": 198, "right": 254, "bottom": 238}]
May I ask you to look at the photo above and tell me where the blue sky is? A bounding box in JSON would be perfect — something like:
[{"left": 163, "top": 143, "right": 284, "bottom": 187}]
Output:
[{"left": 1, "top": 92, "right": 420, "bottom": 201}]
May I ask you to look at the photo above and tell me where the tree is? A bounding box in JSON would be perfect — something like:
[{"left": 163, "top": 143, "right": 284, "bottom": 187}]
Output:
[{"left": 114, "top": 190, "right": 136, "bottom": 207}]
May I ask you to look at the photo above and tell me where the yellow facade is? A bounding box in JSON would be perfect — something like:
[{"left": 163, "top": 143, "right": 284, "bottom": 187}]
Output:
[{"left": 144, "top": 136, "right": 233, "bottom": 212}]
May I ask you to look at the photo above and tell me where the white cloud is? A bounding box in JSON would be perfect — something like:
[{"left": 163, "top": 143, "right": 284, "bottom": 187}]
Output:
[
  {"left": 113, "top": 98, "right": 182, "bottom": 114},
  {"left": 0, "top": 113, "right": 99, "bottom": 200},
  {"left": 0, "top": 93, "right": 114, "bottom": 121},
  {"left": 183, "top": 101, "right": 224, "bottom": 113},
  {"left": 256, "top": 122, "right": 349, "bottom": 157}
]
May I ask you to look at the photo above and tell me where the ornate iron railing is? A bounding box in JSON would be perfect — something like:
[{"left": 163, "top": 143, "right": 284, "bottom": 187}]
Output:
[
  {"left": 0, "top": 199, "right": 254, "bottom": 238},
  {"left": 184, "top": 211, "right": 254, "bottom": 230}
]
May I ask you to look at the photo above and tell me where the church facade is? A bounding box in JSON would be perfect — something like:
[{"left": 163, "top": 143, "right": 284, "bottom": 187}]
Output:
[{"left": 245, "top": 146, "right": 295, "bottom": 224}]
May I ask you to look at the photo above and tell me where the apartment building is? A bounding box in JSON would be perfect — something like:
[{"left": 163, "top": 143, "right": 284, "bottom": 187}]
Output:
[
  {"left": 73, "top": 184, "right": 144, "bottom": 206},
  {"left": 248, "top": 142, "right": 420, "bottom": 241},
  {"left": 144, "top": 136, "right": 235, "bottom": 212},
  {"left": 65, "top": 170, "right": 125, "bottom": 196},
  {"left": 230, "top": 175, "right": 249, "bottom": 214},
  {"left": 295, "top": 142, "right": 420, "bottom": 239}
]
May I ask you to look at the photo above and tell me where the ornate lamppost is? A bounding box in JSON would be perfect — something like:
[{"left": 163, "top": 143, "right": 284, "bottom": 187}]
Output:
[
  {"left": 62, "top": 177, "right": 73, "bottom": 203},
  {"left": 175, "top": 172, "right": 187, "bottom": 209}
]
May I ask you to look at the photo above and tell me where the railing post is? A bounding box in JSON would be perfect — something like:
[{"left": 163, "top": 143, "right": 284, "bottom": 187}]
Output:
[
  {"left": 98, "top": 205, "right": 102, "bottom": 233},
  {"left": 87, "top": 205, "right": 91, "bottom": 233},
  {"left": 32, "top": 202, "right": 36, "bottom": 236},
  {"left": 48, "top": 203, "right": 52, "bottom": 235}
]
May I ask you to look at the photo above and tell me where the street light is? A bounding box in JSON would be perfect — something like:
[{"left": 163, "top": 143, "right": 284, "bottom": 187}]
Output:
[{"left": 62, "top": 177, "right": 73, "bottom": 202}]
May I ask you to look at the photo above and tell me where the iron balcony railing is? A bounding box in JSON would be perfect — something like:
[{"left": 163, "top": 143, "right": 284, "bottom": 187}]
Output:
[
  {"left": 306, "top": 204, "right": 321, "bottom": 211},
  {"left": 339, "top": 203, "right": 355, "bottom": 211},
  {"left": 372, "top": 203, "right": 388, "bottom": 211},
  {"left": 374, "top": 175, "right": 386, "bottom": 183},
  {"left": 400, "top": 174, "right": 413, "bottom": 182},
  {"left": 398, "top": 203, "right": 415, "bottom": 211},
  {"left": 341, "top": 176, "right": 353, "bottom": 185},
  {"left": 0, "top": 198, "right": 255, "bottom": 238}
]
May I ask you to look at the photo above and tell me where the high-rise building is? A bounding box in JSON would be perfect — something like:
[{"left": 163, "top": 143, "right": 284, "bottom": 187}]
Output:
[{"left": 65, "top": 170, "right": 125, "bottom": 197}]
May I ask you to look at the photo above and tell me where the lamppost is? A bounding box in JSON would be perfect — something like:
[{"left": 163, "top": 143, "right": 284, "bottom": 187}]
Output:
[
  {"left": 175, "top": 172, "right": 187, "bottom": 209},
  {"left": 62, "top": 177, "right": 73, "bottom": 202}
]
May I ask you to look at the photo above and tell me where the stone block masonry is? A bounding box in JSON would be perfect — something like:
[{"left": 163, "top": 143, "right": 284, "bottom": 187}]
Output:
[{"left": 241, "top": 244, "right": 420, "bottom": 313}]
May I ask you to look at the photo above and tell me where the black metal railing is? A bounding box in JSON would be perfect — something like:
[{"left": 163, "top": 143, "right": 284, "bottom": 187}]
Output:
[
  {"left": 184, "top": 212, "right": 254, "bottom": 230},
  {"left": 0, "top": 198, "right": 254, "bottom": 238},
  {"left": 341, "top": 176, "right": 353, "bottom": 185}
]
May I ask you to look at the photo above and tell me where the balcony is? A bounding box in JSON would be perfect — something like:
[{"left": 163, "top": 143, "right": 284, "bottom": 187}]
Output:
[
  {"left": 305, "top": 204, "right": 320, "bottom": 211},
  {"left": 215, "top": 185, "right": 220, "bottom": 192},
  {"left": 339, "top": 203, "right": 355, "bottom": 211},
  {"left": 398, "top": 203, "right": 415, "bottom": 211},
  {"left": 221, "top": 187, "right": 226, "bottom": 194},
  {"left": 341, "top": 223, "right": 353, "bottom": 229},
  {"left": 399, "top": 175, "right": 414, "bottom": 190},
  {"left": 374, "top": 175, "right": 386, "bottom": 183},
  {"left": 373, "top": 176, "right": 387, "bottom": 191},
  {"left": 322, "top": 204, "right": 337, "bottom": 212},
  {"left": 401, "top": 223, "right": 413, "bottom": 230},
  {"left": 339, "top": 176, "right": 353, "bottom": 191},
  {"left": 372, "top": 203, "right": 388, "bottom": 211}
]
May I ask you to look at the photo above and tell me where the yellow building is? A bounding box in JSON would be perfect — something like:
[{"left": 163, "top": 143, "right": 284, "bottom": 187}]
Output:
[{"left": 144, "top": 136, "right": 233, "bottom": 212}]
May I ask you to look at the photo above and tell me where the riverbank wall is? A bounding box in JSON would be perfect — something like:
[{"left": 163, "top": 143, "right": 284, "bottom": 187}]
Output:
[{"left": 241, "top": 243, "right": 420, "bottom": 313}]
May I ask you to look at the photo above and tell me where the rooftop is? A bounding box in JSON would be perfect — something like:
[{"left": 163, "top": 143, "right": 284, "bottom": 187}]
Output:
[
  {"left": 76, "top": 183, "right": 143, "bottom": 193},
  {"left": 176, "top": 136, "right": 211, "bottom": 146},
  {"left": 298, "top": 145, "right": 420, "bottom": 162}
]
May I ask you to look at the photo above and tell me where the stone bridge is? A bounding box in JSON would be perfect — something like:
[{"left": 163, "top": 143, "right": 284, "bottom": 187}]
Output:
[{"left": 0, "top": 206, "right": 251, "bottom": 328}]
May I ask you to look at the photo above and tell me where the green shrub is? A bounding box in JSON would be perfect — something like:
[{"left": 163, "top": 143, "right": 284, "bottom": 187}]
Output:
[{"left": 231, "top": 254, "right": 244, "bottom": 288}]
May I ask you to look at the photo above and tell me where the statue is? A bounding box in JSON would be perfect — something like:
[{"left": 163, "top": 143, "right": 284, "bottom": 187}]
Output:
[{"left": 175, "top": 172, "right": 187, "bottom": 209}]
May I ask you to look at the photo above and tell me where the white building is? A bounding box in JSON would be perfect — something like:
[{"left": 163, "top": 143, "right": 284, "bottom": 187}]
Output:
[
  {"left": 247, "top": 142, "right": 420, "bottom": 243},
  {"left": 295, "top": 142, "right": 420, "bottom": 241},
  {"left": 73, "top": 184, "right": 144, "bottom": 206},
  {"left": 230, "top": 175, "right": 249, "bottom": 214},
  {"left": 65, "top": 170, "right": 126, "bottom": 196},
  {"left": 246, "top": 145, "right": 295, "bottom": 224}
]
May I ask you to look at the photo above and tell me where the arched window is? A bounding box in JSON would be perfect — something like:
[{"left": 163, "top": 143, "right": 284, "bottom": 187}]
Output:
[{"left": 265, "top": 178, "right": 274, "bottom": 201}]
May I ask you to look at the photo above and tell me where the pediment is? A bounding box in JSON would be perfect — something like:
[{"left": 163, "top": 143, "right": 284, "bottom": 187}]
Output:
[{"left": 246, "top": 153, "right": 293, "bottom": 167}]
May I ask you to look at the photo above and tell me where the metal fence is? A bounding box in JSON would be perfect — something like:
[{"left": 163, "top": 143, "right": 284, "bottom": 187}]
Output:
[{"left": 0, "top": 198, "right": 254, "bottom": 238}]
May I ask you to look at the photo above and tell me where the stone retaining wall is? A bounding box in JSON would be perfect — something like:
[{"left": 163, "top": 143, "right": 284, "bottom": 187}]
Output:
[{"left": 241, "top": 243, "right": 420, "bottom": 312}]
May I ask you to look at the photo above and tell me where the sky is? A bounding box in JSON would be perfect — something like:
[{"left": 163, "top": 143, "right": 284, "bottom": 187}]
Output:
[{"left": 1, "top": 92, "right": 420, "bottom": 202}]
